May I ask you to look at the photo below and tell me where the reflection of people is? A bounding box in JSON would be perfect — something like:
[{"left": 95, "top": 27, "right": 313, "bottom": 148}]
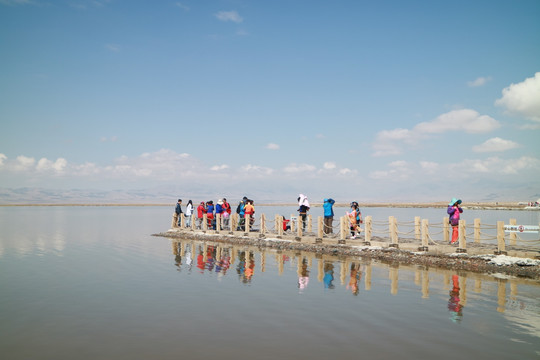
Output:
[
  {"left": 448, "top": 274, "right": 464, "bottom": 322},
  {"left": 175, "top": 199, "right": 183, "bottom": 226},
  {"left": 244, "top": 252, "right": 255, "bottom": 282},
  {"left": 346, "top": 263, "right": 361, "bottom": 295},
  {"left": 447, "top": 198, "right": 463, "bottom": 244},
  {"left": 298, "top": 258, "right": 310, "bottom": 292},
  {"left": 323, "top": 198, "right": 335, "bottom": 234},
  {"left": 297, "top": 194, "right": 310, "bottom": 232},
  {"left": 323, "top": 262, "right": 335, "bottom": 289},
  {"left": 174, "top": 243, "right": 182, "bottom": 269}
]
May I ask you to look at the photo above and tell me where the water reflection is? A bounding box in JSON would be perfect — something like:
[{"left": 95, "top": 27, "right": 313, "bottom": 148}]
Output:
[
  {"left": 169, "top": 239, "right": 540, "bottom": 319},
  {"left": 448, "top": 275, "right": 464, "bottom": 322}
]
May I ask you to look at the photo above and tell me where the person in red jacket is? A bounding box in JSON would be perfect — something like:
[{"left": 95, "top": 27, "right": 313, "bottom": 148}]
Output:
[
  {"left": 197, "top": 201, "right": 206, "bottom": 229},
  {"left": 222, "top": 198, "right": 231, "bottom": 230}
]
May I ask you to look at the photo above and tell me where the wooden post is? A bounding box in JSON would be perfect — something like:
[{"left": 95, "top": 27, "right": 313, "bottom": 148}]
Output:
[
  {"left": 419, "top": 219, "right": 428, "bottom": 251},
  {"left": 364, "top": 215, "right": 372, "bottom": 245},
  {"left": 316, "top": 216, "right": 323, "bottom": 243},
  {"left": 421, "top": 269, "right": 429, "bottom": 299},
  {"left": 339, "top": 216, "right": 346, "bottom": 244},
  {"left": 307, "top": 214, "right": 312, "bottom": 233},
  {"left": 180, "top": 213, "right": 185, "bottom": 228},
  {"left": 245, "top": 214, "right": 250, "bottom": 234},
  {"left": 390, "top": 266, "right": 398, "bottom": 295},
  {"left": 172, "top": 213, "right": 178, "bottom": 229},
  {"left": 215, "top": 214, "right": 221, "bottom": 234},
  {"left": 496, "top": 221, "right": 506, "bottom": 255},
  {"left": 415, "top": 216, "right": 421, "bottom": 242},
  {"left": 365, "top": 262, "right": 372, "bottom": 291},
  {"left": 296, "top": 215, "right": 303, "bottom": 241},
  {"left": 202, "top": 214, "right": 208, "bottom": 232},
  {"left": 497, "top": 279, "right": 507, "bottom": 313},
  {"left": 290, "top": 214, "right": 295, "bottom": 232},
  {"left": 509, "top": 218, "right": 517, "bottom": 246},
  {"left": 232, "top": 213, "right": 238, "bottom": 233},
  {"left": 474, "top": 218, "right": 480, "bottom": 243},
  {"left": 260, "top": 214, "right": 266, "bottom": 237},
  {"left": 277, "top": 215, "right": 284, "bottom": 237},
  {"left": 457, "top": 219, "right": 467, "bottom": 253},
  {"left": 443, "top": 217, "right": 449, "bottom": 243},
  {"left": 389, "top": 216, "right": 398, "bottom": 248},
  {"left": 191, "top": 214, "right": 196, "bottom": 231}
]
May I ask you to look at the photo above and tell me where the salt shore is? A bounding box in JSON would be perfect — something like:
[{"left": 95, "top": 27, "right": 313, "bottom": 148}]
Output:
[{"left": 155, "top": 229, "right": 540, "bottom": 281}]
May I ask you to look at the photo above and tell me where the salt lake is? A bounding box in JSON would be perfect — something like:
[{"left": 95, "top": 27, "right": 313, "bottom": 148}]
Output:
[{"left": 1, "top": 206, "right": 539, "bottom": 359}]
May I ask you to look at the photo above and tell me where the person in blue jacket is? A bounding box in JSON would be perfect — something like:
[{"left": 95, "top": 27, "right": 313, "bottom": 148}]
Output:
[
  {"left": 206, "top": 201, "right": 215, "bottom": 229},
  {"left": 323, "top": 198, "right": 335, "bottom": 234}
]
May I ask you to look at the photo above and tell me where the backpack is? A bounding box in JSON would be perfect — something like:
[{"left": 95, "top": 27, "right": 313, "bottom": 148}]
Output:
[{"left": 236, "top": 202, "right": 243, "bottom": 214}]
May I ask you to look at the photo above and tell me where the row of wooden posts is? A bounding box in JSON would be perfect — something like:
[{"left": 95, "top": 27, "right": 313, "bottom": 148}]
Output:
[{"left": 172, "top": 212, "right": 524, "bottom": 255}]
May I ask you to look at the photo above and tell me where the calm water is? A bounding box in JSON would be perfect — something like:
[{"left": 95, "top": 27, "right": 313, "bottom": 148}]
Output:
[{"left": 1, "top": 206, "right": 539, "bottom": 360}]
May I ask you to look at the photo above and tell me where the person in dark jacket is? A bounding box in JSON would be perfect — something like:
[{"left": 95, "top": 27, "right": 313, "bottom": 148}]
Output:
[{"left": 175, "top": 199, "right": 183, "bottom": 226}]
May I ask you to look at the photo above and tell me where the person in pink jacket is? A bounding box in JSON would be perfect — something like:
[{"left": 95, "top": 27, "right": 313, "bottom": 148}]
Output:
[{"left": 447, "top": 198, "right": 463, "bottom": 244}]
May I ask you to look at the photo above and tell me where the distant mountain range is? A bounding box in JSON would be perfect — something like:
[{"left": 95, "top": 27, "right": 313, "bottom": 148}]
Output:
[{"left": 1, "top": 187, "right": 537, "bottom": 205}]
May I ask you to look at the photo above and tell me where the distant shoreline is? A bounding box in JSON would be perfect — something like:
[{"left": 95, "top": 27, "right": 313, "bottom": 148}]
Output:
[{"left": 0, "top": 202, "right": 533, "bottom": 210}]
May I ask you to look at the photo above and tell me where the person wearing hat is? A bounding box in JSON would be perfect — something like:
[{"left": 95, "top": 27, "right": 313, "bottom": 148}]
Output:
[{"left": 447, "top": 198, "right": 463, "bottom": 244}]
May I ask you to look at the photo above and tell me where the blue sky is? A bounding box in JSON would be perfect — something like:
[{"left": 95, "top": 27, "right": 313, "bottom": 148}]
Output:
[{"left": 1, "top": 0, "right": 539, "bottom": 203}]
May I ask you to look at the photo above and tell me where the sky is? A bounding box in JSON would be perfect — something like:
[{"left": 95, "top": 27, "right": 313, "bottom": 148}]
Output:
[{"left": 1, "top": 0, "right": 540, "bottom": 204}]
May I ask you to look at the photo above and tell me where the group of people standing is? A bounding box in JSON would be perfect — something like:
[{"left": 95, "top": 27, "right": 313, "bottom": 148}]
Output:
[
  {"left": 175, "top": 198, "right": 233, "bottom": 230},
  {"left": 176, "top": 195, "right": 465, "bottom": 242}
]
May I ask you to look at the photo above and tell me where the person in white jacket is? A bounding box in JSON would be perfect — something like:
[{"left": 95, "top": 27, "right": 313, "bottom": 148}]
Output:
[
  {"left": 297, "top": 194, "right": 310, "bottom": 232},
  {"left": 185, "top": 200, "right": 194, "bottom": 227}
]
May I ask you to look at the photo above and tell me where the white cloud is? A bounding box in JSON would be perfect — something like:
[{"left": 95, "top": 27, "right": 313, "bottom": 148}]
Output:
[
  {"left": 36, "top": 158, "right": 67, "bottom": 172},
  {"left": 467, "top": 76, "right": 491, "bottom": 87},
  {"left": 266, "top": 143, "right": 280, "bottom": 150},
  {"left": 240, "top": 164, "right": 273, "bottom": 175},
  {"left": 14, "top": 155, "right": 35, "bottom": 171},
  {"left": 414, "top": 109, "right": 500, "bottom": 134},
  {"left": 472, "top": 137, "right": 520, "bottom": 153},
  {"left": 0, "top": 153, "right": 6, "bottom": 166},
  {"left": 100, "top": 136, "right": 118, "bottom": 142},
  {"left": 369, "top": 161, "right": 412, "bottom": 180},
  {"left": 420, "top": 161, "right": 439, "bottom": 173},
  {"left": 105, "top": 44, "right": 121, "bottom": 53},
  {"left": 0, "top": 0, "right": 35, "bottom": 5},
  {"left": 210, "top": 164, "right": 229, "bottom": 171},
  {"left": 215, "top": 10, "right": 243, "bottom": 23},
  {"left": 323, "top": 162, "right": 336, "bottom": 170},
  {"left": 283, "top": 163, "right": 316, "bottom": 173},
  {"left": 450, "top": 156, "right": 540, "bottom": 175},
  {"left": 373, "top": 109, "right": 501, "bottom": 157},
  {"left": 338, "top": 168, "right": 352, "bottom": 175},
  {"left": 495, "top": 72, "right": 540, "bottom": 122},
  {"left": 174, "top": 2, "right": 189, "bottom": 11}
]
